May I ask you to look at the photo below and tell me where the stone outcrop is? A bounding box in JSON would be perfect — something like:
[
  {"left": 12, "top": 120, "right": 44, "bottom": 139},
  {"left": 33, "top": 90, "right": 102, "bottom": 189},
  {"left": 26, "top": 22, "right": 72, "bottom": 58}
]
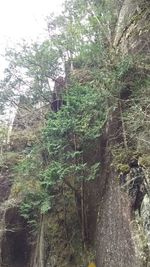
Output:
[{"left": 95, "top": 0, "right": 150, "bottom": 266}]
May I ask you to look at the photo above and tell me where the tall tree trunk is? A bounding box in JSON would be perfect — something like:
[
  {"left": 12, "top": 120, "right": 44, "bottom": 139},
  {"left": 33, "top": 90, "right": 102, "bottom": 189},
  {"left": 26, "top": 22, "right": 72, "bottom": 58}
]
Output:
[{"left": 33, "top": 215, "right": 45, "bottom": 267}]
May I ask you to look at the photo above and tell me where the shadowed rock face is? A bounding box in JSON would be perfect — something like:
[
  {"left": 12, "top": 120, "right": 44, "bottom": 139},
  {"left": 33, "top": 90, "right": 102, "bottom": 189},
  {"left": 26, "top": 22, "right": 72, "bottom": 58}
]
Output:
[
  {"left": 1, "top": 208, "right": 31, "bottom": 267},
  {"left": 0, "top": 168, "right": 12, "bottom": 203}
]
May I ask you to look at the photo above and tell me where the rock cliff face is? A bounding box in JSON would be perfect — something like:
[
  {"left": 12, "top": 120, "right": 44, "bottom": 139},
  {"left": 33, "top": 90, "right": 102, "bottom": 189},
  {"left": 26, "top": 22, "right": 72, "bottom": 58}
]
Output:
[
  {"left": 95, "top": 112, "right": 137, "bottom": 267},
  {"left": 1, "top": 207, "right": 31, "bottom": 267},
  {"left": 114, "top": 0, "right": 150, "bottom": 54},
  {"left": 95, "top": 0, "right": 150, "bottom": 266},
  {"left": 0, "top": 153, "right": 31, "bottom": 267}
]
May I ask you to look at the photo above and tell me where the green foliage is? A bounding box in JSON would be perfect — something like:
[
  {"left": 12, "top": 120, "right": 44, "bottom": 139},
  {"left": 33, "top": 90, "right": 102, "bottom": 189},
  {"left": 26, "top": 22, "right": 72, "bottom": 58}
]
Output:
[
  {"left": 0, "top": 123, "right": 8, "bottom": 153},
  {"left": 41, "top": 84, "right": 106, "bottom": 187},
  {"left": 139, "top": 154, "right": 150, "bottom": 168},
  {"left": 0, "top": 0, "right": 124, "bottom": 111},
  {"left": 20, "top": 191, "right": 51, "bottom": 228},
  {"left": 13, "top": 82, "right": 105, "bottom": 224},
  {"left": 116, "top": 163, "right": 130, "bottom": 174},
  {"left": 44, "top": 84, "right": 107, "bottom": 140},
  {"left": 121, "top": 73, "right": 150, "bottom": 152},
  {"left": 0, "top": 151, "right": 22, "bottom": 170},
  {"left": 0, "top": 40, "right": 61, "bottom": 108}
]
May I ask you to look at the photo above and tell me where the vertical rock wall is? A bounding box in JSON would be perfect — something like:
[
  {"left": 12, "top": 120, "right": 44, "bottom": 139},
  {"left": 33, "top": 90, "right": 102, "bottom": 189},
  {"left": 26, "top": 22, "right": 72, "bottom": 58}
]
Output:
[
  {"left": 96, "top": 110, "right": 137, "bottom": 267},
  {"left": 96, "top": 0, "right": 150, "bottom": 266}
]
